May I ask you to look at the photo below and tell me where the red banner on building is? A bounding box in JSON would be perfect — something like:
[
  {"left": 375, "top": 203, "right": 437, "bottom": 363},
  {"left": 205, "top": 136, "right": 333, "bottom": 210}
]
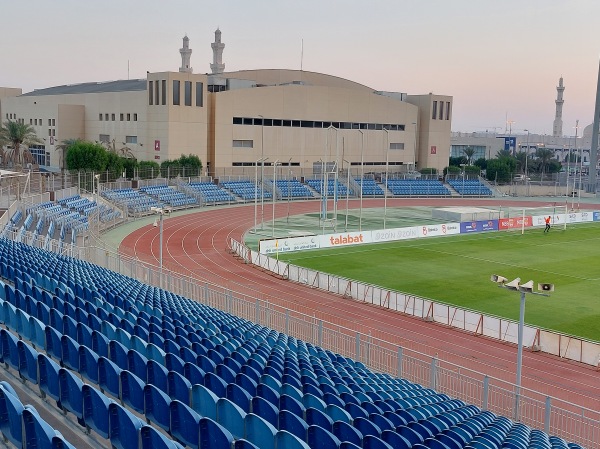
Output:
[
  {"left": 431, "top": 146, "right": 437, "bottom": 154},
  {"left": 154, "top": 140, "right": 160, "bottom": 151},
  {"left": 498, "top": 216, "right": 532, "bottom": 230}
]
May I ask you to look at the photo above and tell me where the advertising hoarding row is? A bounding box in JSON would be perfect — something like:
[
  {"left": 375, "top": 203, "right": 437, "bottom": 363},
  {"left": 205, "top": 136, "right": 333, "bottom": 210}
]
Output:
[{"left": 258, "top": 211, "right": 599, "bottom": 254}]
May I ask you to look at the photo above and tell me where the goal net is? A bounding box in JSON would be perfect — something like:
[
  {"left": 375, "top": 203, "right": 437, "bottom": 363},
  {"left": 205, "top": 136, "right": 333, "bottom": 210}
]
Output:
[{"left": 501, "top": 204, "right": 570, "bottom": 233}]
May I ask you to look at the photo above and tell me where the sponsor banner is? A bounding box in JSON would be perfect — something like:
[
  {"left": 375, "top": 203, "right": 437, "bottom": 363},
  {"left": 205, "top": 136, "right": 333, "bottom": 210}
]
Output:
[
  {"left": 259, "top": 235, "right": 319, "bottom": 254},
  {"left": 498, "top": 216, "right": 533, "bottom": 230},
  {"left": 594, "top": 211, "right": 600, "bottom": 221},
  {"left": 372, "top": 226, "right": 420, "bottom": 243},
  {"left": 533, "top": 214, "right": 565, "bottom": 227},
  {"left": 460, "top": 219, "right": 499, "bottom": 233},
  {"left": 319, "top": 231, "right": 372, "bottom": 248},
  {"left": 579, "top": 211, "right": 594, "bottom": 222},
  {"left": 418, "top": 224, "right": 452, "bottom": 238},
  {"left": 441, "top": 223, "right": 461, "bottom": 235}
]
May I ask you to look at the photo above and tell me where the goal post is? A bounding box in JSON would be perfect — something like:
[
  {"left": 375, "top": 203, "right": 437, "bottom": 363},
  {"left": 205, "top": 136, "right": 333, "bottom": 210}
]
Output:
[{"left": 500, "top": 205, "right": 569, "bottom": 234}]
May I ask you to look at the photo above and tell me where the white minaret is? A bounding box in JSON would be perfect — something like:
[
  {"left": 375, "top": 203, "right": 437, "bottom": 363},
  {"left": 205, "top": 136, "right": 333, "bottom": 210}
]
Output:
[
  {"left": 210, "top": 28, "right": 225, "bottom": 74},
  {"left": 179, "top": 35, "right": 192, "bottom": 73},
  {"left": 553, "top": 76, "right": 564, "bottom": 137}
]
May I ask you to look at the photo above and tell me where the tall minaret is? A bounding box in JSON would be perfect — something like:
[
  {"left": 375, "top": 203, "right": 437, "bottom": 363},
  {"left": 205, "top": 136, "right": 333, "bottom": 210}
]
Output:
[
  {"left": 553, "top": 76, "right": 564, "bottom": 137},
  {"left": 210, "top": 28, "right": 225, "bottom": 74},
  {"left": 179, "top": 35, "right": 192, "bottom": 73}
]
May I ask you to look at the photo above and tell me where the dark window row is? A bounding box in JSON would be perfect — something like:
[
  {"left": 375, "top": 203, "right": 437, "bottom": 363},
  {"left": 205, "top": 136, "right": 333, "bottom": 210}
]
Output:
[
  {"left": 149, "top": 80, "right": 203, "bottom": 107},
  {"left": 232, "top": 162, "right": 301, "bottom": 167},
  {"left": 232, "top": 117, "right": 405, "bottom": 131}
]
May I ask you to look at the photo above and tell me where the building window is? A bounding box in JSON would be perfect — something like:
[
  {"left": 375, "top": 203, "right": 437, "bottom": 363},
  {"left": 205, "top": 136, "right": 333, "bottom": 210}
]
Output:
[
  {"left": 105, "top": 114, "right": 109, "bottom": 121},
  {"left": 48, "top": 129, "right": 51, "bottom": 136},
  {"left": 161, "top": 80, "right": 166, "bottom": 105},
  {"left": 232, "top": 140, "right": 253, "bottom": 148},
  {"left": 432, "top": 101, "right": 437, "bottom": 120},
  {"left": 149, "top": 81, "right": 153, "bottom": 105},
  {"left": 48, "top": 119, "right": 51, "bottom": 126},
  {"left": 120, "top": 113, "right": 124, "bottom": 121},
  {"left": 439, "top": 102, "right": 444, "bottom": 120},
  {"left": 155, "top": 81, "right": 160, "bottom": 107},
  {"left": 184, "top": 81, "right": 192, "bottom": 106},
  {"left": 445, "top": 101, "right": 451, "bottom": 120},
  {"left": 30, "top": 119, "right": 32, "bottom": 125},
  {"left": 127, "top": 113, "right": 131, "bottom": 121},
  {"left": 52, "top": 129, "right": 55, "bottom": 137},
  {"left": 390, "top": 143, "right": 405, "bottom": 150},
  {"left": 173, "top": 80, "right": 180, "bottom": 105},
  {"left": 133, "top": 113, "right": 138, "bottom": 121},
  {"left": 99, "top": 113, "right": 103, "bottom": 121},
  {"left": 34, "top": 119, "right": 38, "bottom": 126},
  {"left": 99, "top": 134, "right": 110, "bottom": 143},
  {"left": 233, "top": 117, "right": 243, "bottom": 125},
  {"left": 125, "top": 135, "right": 137, "bottom": 144},
  {"left": 52, "top": 119, "right": 55, "bottom": 126},
  {"left": 111, "top": 114, "right": 115, "bottom": 121},
  {"left": 196, "top": 82, "right": 203, "bottom": 107}
]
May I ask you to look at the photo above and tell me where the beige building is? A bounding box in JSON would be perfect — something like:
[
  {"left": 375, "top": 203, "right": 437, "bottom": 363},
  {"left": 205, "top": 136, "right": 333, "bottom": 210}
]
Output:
[{"left": 1, "top": 32, "right": 453, "bottom": 177}]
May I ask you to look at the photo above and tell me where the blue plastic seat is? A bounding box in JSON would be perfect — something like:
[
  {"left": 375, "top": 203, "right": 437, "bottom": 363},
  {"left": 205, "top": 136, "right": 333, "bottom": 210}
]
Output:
[
  {"left": 307, "top": 424, "right": 341, "bottom": 449},
  {"left": 169, "top": 400, "right": 201, "bottom": 448},
  {"left": 98, "top": 356, "right": 122, "bottom": 397},
  {"left": 140, "top": 425, "right": 185, "bottom": 449},
  {"left": 1, "top": 328, "right": 20, "bottom": 370},
  {"left": 168, "top": 371, "right": 192, "bottom": 404},
  {"left": 108, "top": 402, "right": 144, "bottom": 449},
  {"left": 120, "top": 370, "right": 146, "bottom": 413},
  {"left": 278, "top": 409, "right": 308, "bottom": 442},
  {"left": 251, "top": 396, "right": 279, "bottom": 428},
  {"left": 0, "top": 383, "right": 25, "bottom": 447},
  {"left": 82, "top": 384, "right": 113, "bottom": 438},
  {"left": 244, "top": 413, "right": 277, "bottom": 449},
  {"left": 143, "top": 384, "right": 171, "bottom": 432},
  {"left": 58, "top": 368, "right": 84, "bottom": 421},
  {"left": 38, "top": 353, "right": 61, "bottom": 401},
  {"left": 17, "top": 340, "right": 39, "bottom": 383},
  {"left": 333, "top": 420, "right": 363, "bottom": 447},
  {"left": 199, "top": 417, "right": 234, "bottom": 449},
  {"left": 274, "top": 430, "right": 311, "bottom": 449}
]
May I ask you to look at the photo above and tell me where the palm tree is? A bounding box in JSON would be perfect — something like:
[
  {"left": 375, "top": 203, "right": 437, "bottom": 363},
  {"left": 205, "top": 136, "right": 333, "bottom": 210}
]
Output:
[
  {"left": 0, "top": 120, "right": 42, "bottom": 166},
  {"left": 462, "top": 146, "right": 476, "bottom": 165},
  {"left": 55, "top": 138, "right": 81, "bottom": 189},
  {"left": 535, "top": 148, "right": 555, "bottom": 180}
]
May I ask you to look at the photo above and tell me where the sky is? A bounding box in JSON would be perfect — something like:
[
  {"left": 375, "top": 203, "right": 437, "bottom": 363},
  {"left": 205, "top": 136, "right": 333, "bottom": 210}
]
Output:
[{"left": 1, "top": 0, "right": 599, "bottom": 135}]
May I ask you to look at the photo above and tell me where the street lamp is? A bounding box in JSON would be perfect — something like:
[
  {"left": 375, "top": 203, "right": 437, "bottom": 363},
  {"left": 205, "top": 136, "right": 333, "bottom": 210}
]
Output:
[
  {"left": 253, "top": 157, "right": 268, "bottom": 233},
  {"left": 151, "top": 206, "right": 172, "bottom": 288},
  {"left": 286, "top": 157, "right": 292, "bottom": 223},
  {"left": 383, "top": 128, "right": 390, "bottom": 229},
  {"left": 490, "top": 274, "right": 554, "bottom": 421},
  {"left": 459, "top": 163, "right": 466, "bottom": 196}
]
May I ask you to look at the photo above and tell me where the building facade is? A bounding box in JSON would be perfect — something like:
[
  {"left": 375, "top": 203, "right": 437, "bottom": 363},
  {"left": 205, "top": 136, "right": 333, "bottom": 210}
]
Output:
[{"left": 1, "top": 33, "right": 453, "bottom": 177}]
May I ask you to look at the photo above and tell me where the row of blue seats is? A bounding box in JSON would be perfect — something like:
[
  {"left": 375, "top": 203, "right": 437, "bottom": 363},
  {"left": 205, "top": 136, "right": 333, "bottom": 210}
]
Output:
[{"left": 0, "top": 238, "right": 585, "bottom": 449}]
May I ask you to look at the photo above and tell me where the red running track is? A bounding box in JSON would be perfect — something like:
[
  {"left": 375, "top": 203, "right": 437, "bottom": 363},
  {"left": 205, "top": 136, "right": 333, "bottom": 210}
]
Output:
[{"left": 120, "top": 198, "right": 600, "bottom": 413}]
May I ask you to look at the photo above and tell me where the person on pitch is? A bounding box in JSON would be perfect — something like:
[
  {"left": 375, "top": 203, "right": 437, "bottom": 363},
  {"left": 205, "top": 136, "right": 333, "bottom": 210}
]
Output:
[{"left": 544, "top": 216, "right": 551, "bottom": 233}]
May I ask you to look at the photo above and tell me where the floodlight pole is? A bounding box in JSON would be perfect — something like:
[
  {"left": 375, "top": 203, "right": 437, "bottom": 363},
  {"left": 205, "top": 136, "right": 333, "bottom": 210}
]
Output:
[
  {"left": 343, "top": 159, "right": 350, "bottom": 231},
  {"left": 253, "top": 157, "right": 267, "bottom": 233},
  {"left": 383, "top": 128, "right": 390, "bottom": 229},
  {"left": 272, "top": 160, "right": 279, "bottom": 237},
  {"left": 358, "top": 130, "right": 364, "bottom": 232}
]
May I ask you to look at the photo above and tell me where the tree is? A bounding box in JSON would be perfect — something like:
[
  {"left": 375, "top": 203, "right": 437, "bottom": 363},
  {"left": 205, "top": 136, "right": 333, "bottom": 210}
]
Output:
[
  {"left": 138, "top": 160, "right": 160, "bottom": 179},
  {"left": 535, "top": 148, "right": 556, "bottom": 178},
  {"left": 0, "top": 120, "right": 42, "bottom": 165},
  {"left": 485, "top": 159, "right": 513, "bottom": 183},
  {"left": 55, "top": 138, "right": 81, "bottom": 188},
  {"left": 474, "top": 158, "right": 487, "bottom": 171},
  {"left": 66, "top": 141, "right": 108, "bottom": 171},
  {"left": 106, "top": 152, "right": 125, "bottom": 179},
  {"left": 462, "top": 146, "right": 476, "bottom": 165},
  {"left": 122, "top": 158, "right": 138, "bottom": 179},
  {"left": 449, "top": 156, "right": 467, "bottom": 167}
]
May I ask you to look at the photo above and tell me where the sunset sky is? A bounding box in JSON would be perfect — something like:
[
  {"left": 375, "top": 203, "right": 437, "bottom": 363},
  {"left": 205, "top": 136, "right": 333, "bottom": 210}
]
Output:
[{"left": 2, "top": 0, "right": 599, "bottom": 135}]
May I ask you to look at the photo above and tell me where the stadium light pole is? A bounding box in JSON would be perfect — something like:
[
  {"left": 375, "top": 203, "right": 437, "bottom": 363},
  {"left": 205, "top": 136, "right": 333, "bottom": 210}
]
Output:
[
  {"left": 253, "top": 157, "right": 268, "bottom": 233},
  {"left": 358, "top": 129, "right": 364, "bottom": 231},
  {"left": 272, "top": 160, "right": 280, "bottom": 237},
  {"left": 490, "top": 275, "right": 553, "bottom": 421},
  {"left": 383, "top": 128, "right": 390, "bottom": 229},
  {"left": 259, "top": 115, "right": 265, "bottom": 230},
  {"left": 524, "top": 130, "right": 530, "bottom": 196},
  {"left": 286, "top": 157, "right": 292, "bottom": 223},
  {"left": 343, "top": 159, "right": 351, "bottom": 231},
  {"left": 151, "top": 206, "right": 171, "bottom": 288}
]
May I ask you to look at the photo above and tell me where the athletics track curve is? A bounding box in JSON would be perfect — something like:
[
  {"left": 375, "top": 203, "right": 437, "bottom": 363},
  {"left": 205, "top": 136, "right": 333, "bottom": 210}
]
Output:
[{"left": 119, "top": 198, "right": 600, "bottom": 413}]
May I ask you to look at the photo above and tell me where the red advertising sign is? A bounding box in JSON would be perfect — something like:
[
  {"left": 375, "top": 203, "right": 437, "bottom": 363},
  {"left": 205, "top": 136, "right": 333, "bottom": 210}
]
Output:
[
  {"left": 154, "top": 155, "right": 161, "bottom": 160},
  {"left": 154, "top": 140, "right": 160, "bottom": 151},
  {"left": 498, "top": 216, "right": 532, "bottom": 230},
  {"left": 431, "top": 146, "right": 437, "bottom": 154}
]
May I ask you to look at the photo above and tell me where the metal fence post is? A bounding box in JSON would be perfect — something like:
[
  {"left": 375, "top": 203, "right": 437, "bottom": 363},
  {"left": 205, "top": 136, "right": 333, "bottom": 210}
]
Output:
[
  {"left": 255, "top": 299, "right": 260, "bottom": 325},
  {"left": 355, "top": 333, "right": 360, "bottom": 361},
  {"left": 318, "top": 320, "right": 323, "bottom": 347},
  {"left": 482, "top": 375, "right": 489, "bottom": 411},
  {"left": 397, "top": 346, "right": 403, "bottom": 378},
  {"left": 544, "top": 396, "right": 551, "bottom": 434},
  {"left": 285, "top": 309, "right": 289, "bottom": 335},
  {"left": 430, "top": 356, "right": 438, "bottom": 390}
]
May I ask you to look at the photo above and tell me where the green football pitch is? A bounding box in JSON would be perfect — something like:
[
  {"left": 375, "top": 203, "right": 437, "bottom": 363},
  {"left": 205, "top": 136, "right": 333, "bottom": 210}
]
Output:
[{"left": 277, "top": 223, "right": 600, "bottom": 342}]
